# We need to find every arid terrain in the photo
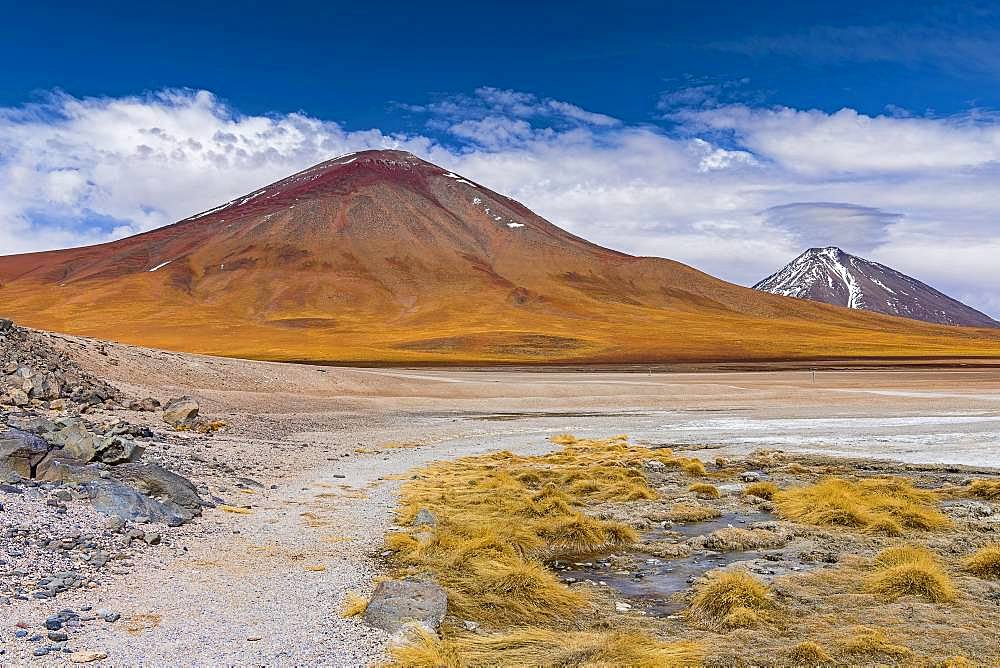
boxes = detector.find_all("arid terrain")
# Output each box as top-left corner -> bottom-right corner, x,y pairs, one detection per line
3,327 -> 1000,665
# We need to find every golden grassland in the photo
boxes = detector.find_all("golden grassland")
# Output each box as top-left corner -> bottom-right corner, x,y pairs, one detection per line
3,269 -> 1000,364
351,437 -> 1000,666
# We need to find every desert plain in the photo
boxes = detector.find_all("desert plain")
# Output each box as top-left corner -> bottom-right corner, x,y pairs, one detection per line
3,330 -> 1000,665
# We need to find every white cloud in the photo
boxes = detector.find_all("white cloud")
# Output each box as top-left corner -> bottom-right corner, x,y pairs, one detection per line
1,88 -> 999,318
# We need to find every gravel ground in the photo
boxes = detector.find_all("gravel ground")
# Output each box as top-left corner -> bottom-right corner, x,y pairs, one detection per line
3,332 -> 1000,665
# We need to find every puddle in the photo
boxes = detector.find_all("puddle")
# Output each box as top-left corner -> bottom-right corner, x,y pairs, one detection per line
551,510 -> 816,616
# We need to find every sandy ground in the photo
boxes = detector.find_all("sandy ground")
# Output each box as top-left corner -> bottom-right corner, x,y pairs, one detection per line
5,334 -> 1000,666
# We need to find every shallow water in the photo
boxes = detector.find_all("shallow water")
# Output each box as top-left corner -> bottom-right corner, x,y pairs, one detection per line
551,511 -> 782,616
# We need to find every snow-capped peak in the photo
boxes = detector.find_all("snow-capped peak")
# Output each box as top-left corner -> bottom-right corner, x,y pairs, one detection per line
754,246 -> 999,328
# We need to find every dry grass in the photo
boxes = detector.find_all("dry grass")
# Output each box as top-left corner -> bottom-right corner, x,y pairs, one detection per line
773,477 -> 950,534
787,641 -> 832,665
385,435 -> 679,627
689,570 -> 775,628
378,434 -> 706,663
340,592 -> 369,618
963,543 -> 1000,579
839,627 -> 913,660
388,627 -> 703,668
967,479 -> 1000,500
688,482 -> 721,499
865,544 -> 957,603
682,459 -> 707,476
703,527 -> 780,552
219,504 -> 252,515
744,481 -> 779,500
660,502 -> 721,523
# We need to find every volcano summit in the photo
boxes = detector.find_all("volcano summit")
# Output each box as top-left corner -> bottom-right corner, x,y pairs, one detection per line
1,150 -> 998,363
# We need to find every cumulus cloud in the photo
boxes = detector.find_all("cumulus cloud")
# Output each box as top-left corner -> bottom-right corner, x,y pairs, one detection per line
1,87 -> 999,318
0,89 -> 429,253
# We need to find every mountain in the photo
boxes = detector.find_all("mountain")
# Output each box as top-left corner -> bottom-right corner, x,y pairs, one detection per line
754,247 -> 999,329
1,150 -> 999,363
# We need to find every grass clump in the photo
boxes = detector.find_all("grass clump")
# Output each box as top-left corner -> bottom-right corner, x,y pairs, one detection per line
744,481 -> 778,500
967,479 -> 1000,500
865,544 -> 957,603
787,641 -> 832,665
840,627 -> 913,660
688,482 -> 721,499
681,459 -> 707,476
388,627 -> 702,668
963,543 -> 1000,579
663,502 -> 721,523
690,570 -> 775,628
340,592 -> 368,618
773,477 -> 950,534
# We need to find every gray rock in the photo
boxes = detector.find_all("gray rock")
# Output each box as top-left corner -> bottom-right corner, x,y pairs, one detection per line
412,508 -> 438,528
92,435 -> 143,465
110,462 -> 205,513
85,479 -> 188,527
741,471 -> 765,482
35,453 -> 102,485
163,396 -> 199,425
363,577 -> 448,634
0,427 -> 51,480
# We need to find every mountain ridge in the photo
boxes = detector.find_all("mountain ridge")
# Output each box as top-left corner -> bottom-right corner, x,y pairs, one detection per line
754,246 -> 998,329
1,150 -> 999,363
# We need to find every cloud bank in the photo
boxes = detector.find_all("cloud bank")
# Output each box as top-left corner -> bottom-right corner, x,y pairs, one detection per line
1,87 -> 998,317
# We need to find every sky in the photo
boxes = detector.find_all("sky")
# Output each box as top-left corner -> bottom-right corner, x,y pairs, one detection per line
1,1 -> 998,316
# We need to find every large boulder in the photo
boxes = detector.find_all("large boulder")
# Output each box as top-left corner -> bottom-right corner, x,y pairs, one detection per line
85,478 -> 189,526
110,462 -> 206,516
163,396 -> 199,426
0,427 -> 51,480
363,577 -> 448,634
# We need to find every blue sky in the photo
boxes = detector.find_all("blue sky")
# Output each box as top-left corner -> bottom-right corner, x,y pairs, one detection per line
1,1 -> 999,315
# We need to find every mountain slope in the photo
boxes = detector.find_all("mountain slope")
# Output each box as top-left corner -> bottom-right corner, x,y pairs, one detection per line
1,150 -> 999,363
754,247 -> 998,328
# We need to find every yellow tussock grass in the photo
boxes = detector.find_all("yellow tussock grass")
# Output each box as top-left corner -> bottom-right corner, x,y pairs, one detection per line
688,482 -> 721,499
967,479 -> 1000,500
690,570 -> 775,628
341,592 -> 368,618
865,544 -> 956,603
219,504 -> 251,514
787,641 -> 832,665
744,481 -> 778,500
773,477 -> 950,533
664,503 -> 722,523
388,626 -> 703,668
963,543 -> 1000,579
682,459 -> 707,476
840,627 -> 913,660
